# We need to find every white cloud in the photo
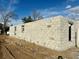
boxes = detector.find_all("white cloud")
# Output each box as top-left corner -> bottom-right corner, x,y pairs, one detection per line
68,6 -> 79,14
38,8 -> 61,18
40,6 -> 79,20
66,0 -> 76,2
66,5 -> 72,9
65,6 -> 79,19
11,19 -> 22,25
35,6 -> 79,20
13,0 -> 19,4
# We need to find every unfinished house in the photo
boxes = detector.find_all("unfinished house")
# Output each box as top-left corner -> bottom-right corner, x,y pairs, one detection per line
9,16 -> 79,51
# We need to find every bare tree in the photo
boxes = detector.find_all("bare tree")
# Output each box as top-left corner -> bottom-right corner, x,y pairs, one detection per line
32,10 -> 43,21
0,0 -> 18,34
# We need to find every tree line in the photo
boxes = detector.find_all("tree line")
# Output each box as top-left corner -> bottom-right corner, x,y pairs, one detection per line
22,10 -> 43,23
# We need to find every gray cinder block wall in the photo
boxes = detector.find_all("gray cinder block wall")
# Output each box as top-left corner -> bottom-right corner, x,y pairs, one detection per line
9,16 -> 78,51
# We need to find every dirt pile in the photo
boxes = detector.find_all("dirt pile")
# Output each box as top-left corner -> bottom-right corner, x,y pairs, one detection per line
0,35 -> 79,59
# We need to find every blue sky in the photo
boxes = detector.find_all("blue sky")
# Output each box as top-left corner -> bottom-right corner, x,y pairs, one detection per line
0,0 -> 79,18
0,0 -> 79,24
14,0 -> 79,18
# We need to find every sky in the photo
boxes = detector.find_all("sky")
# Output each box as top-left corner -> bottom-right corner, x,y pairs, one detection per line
15,0 -> 79,18
0,0 -> 79,24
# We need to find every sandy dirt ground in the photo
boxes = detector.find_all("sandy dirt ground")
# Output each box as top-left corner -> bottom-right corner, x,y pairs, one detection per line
0,35 -> 79,59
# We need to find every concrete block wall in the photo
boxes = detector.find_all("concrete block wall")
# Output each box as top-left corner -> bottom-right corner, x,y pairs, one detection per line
9,16 -> 76,51
75,21 -> 79,47
60,19 -> 75,50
